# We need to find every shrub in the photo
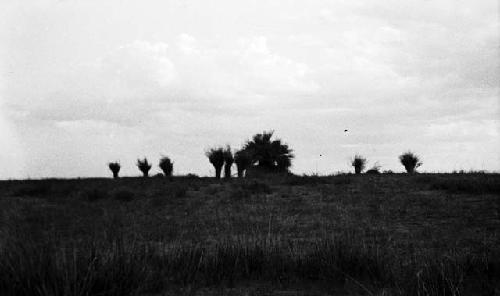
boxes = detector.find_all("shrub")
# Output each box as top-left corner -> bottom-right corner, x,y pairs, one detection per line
242,130 -> 294,173
206,147 -> 225,179
108,162 -> 121,179
365,162 -> 381,174
137,158 -> 152,177
223,146 -> 234,179
351,154 -> 367,174
399,151 -> 422,173
158,156 -> 173,177
234,149 -> 252,178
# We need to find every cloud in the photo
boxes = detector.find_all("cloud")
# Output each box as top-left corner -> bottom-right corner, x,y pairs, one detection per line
6,34 -> 320,128
0,0 -> 498,178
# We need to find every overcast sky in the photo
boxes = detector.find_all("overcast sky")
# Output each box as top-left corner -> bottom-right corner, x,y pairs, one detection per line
0,0 -> 499,179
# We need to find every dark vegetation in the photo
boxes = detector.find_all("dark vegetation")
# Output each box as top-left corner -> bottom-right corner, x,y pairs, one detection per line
242,131 -> 294,173
223,146 -> 234,179
1,173 -> 499,295
234,149 -> 252,178
351,155 -> 367,174
3,130 -> 497,295
159,156 -> 174,177
204,131 -> 293,180
365,162 -> 382,175
399,151 -> 422,173
206,147 -> 225,179
137,158 -> 152,177
108,162 -> 121,179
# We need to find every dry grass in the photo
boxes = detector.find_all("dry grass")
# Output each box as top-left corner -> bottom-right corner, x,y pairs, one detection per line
0,174 -> 499,295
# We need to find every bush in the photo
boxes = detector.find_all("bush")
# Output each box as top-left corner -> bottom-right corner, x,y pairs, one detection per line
159,156 -> 174,177
365,162 -> 381,174
108,162 -> 121,179
206,147 -> 225,179
223,146 -> 234,179
137,158 -> 152,177
399,151 -> 422,173
351,154 -> 367,174
242,130 -> 294,172
234,149 -> 252,178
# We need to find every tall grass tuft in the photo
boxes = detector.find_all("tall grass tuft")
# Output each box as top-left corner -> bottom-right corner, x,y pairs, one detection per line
108,162 -> 121,179
206,147 -> 225,179
351,154 -> 367,174
399,151 -> 422,173
158,156 -> 174,177
137,158 -> 152,177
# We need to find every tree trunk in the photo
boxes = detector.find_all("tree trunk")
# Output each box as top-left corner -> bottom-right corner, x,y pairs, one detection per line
112,171 -> 119,179
354,167 -> 361,174
237,167 -> 244,178
215,167 -> 222,179
224,164 -> 232,179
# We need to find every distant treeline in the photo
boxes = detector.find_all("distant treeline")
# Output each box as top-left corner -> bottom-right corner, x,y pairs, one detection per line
108,130 -> 423,178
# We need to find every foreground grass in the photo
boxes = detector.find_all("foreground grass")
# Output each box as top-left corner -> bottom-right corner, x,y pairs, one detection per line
0,174 -> 499,295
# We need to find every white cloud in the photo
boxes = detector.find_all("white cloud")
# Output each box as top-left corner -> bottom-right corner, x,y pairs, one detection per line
0,0 -> 498,178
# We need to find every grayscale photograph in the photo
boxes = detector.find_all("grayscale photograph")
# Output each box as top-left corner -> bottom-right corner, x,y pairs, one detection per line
0,0 -> 499,295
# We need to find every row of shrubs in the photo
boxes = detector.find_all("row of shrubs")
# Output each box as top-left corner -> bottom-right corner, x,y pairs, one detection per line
351,151 -> 422,174
108,156 -> 173,179
108,131 -> 293,179
107,131 -> 423,179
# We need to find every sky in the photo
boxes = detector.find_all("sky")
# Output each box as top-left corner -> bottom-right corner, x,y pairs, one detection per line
0,0 -> 499,179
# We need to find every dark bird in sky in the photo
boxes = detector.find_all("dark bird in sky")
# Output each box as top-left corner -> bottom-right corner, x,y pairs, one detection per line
344,129 -> 348,132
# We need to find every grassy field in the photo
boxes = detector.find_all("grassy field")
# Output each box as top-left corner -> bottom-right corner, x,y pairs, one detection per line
0,173 -> 499,295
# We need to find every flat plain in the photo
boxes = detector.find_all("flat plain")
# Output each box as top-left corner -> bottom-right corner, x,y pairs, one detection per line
0,173 -> 499,295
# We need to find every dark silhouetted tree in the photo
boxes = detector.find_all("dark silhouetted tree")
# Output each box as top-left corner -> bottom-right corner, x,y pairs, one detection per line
243,130 -> 294,172
137,158 -> 152,177
351,155 -> 367,174
223,146 -> 234,179
234,149 -> 252,177
159,156 -> 173,177
399,151 -> 422,173
108,162 -> 121,179
206,147 -> 225,179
